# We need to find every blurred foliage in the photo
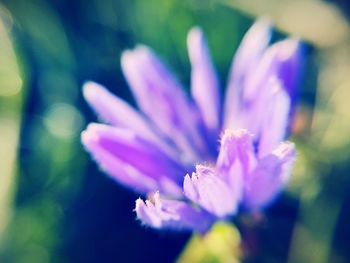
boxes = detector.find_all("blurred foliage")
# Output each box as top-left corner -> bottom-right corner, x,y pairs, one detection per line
0,0 -> 349,263
223,0 -> 350,47
177,223 -> 241,263
0,4 -> 24,238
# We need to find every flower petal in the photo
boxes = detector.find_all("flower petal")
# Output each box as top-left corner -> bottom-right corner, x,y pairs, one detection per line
235,39 -> 300,139
264,38 -> 302,100
188,27 -> 221,137
135,192 -> 214,233
121,46 -> 208,163
83,81 -> 178,158
224,18 -> 272,129
216,129 -> 257,186
258,80 -> 291,157
224,21 -> 299,139
83,81 -> 152,134
243,38 -> 301,103
81,123 -> 185,196
244,142 -> 296,210
183,165 -> 238,218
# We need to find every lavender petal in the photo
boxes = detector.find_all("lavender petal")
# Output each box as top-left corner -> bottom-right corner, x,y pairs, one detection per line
187,27 -> 221,136
135,192 -> 214,233
240,39 -> 300,137
264,38 -> 302,99
216,129 -> 257,187
258,80 -> 291,157
183,165 -> 238,218
224,18 -> 272,129
81,123 -> 185,196
243,142 -> 296,210
83,81 -> 178,158
83,81 -> 152,134
121,46 -> 208,163
243,38 -> 301,107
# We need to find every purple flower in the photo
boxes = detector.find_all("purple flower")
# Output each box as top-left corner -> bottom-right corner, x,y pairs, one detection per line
82,19 -> 300,232
136,129 -> 295,232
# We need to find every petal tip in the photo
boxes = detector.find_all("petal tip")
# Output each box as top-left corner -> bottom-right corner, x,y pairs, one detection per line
221,128 -> 253,142
131,45 -> 153,61
187,26 -> 203,43
81,123 -> 110,148
120,49 -> 134,67
82,81 -> 103,103
276,38 -> 301,61
81,124 -> 100,147
135,198 -> 146,211
274,141 -> 296,158
255,16 -> 273,29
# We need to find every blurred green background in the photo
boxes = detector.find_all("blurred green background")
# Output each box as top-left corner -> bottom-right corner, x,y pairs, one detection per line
0,0 -> 350,262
